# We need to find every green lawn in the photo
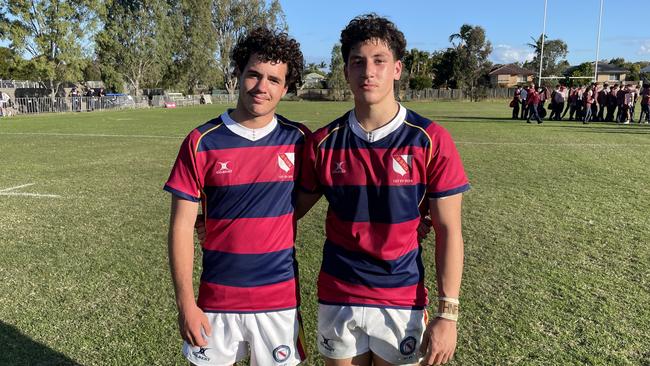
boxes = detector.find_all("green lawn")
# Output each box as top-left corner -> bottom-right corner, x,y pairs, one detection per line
0,101 -> 648,365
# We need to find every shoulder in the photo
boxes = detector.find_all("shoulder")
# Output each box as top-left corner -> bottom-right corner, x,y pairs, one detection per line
185,117 -> 224,147
276,114 -> 312,137
403,108 -> 454,144
310,111 -> 350,145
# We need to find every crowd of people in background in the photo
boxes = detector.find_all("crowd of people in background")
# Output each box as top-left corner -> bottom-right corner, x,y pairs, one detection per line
511,82 -> 650,125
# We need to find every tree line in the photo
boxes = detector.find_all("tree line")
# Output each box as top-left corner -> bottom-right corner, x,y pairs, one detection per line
0,0 -> 285,97
1,2 -> 648,98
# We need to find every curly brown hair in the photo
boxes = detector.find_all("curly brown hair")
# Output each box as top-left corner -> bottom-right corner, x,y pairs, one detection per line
231,27 -> 304,91
340,14 -> 406,65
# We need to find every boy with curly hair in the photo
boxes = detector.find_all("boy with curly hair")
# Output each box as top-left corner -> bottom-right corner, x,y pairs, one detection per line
298,14 -> 469,366
164,27 -> 309,366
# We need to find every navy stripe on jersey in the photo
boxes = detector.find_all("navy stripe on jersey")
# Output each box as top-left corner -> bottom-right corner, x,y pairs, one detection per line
197,114 -> 305,152
429,183 -> 471,198
323,184 -> 426,223
201,248 -> 297,287
204,181 -> 294,219
321,240 -> 424,288
164,185 -> 200,202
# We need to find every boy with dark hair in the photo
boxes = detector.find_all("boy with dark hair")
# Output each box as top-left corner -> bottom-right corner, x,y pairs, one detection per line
165,27 -> 309,366
298,14 -> 469,366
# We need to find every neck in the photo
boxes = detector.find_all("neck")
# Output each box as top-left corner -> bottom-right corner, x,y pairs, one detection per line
229,107 -> 275,129
354,99 -> 399,131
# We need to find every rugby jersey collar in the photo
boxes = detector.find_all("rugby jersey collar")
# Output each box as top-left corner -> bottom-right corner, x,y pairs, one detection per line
221,110 -> 278,141
348,104 -> 407,143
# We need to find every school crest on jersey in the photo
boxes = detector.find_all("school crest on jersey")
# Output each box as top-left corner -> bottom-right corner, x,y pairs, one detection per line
278,153 -> 295,172
392,154 -> 412,176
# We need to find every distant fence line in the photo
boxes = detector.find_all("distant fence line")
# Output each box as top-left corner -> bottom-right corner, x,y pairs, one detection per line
298,88 -> 516,101
2,88 -> 517,116
1,94 -> 238,116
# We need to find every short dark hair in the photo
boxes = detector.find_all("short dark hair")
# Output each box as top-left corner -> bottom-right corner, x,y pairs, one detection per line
340,13 -> 406,65
231,27 -> 304,91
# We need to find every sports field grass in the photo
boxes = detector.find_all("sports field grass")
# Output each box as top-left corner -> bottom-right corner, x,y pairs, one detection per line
0,101 -> 648,365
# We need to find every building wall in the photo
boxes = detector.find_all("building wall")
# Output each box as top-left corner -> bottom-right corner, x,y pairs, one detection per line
596,73 -> 627,84
491,74 -> 533,88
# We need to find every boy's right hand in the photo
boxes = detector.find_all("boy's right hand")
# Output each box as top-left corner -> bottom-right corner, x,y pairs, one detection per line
195,214 -> 206,244
178,304 -> 212,347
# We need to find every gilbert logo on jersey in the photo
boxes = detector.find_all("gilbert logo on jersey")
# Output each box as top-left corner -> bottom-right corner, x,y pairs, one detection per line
216,161 -> 232,174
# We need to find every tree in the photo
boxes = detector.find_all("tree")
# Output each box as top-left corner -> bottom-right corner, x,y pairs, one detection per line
211,0 -> 287,95
524,34 -> 569,79
176,0 -> 219,94
403,48 -> 434,90
327,43 -> 347,101
0,0 -> 100,97
96,0 -> 176,95
448,24 -> 492,100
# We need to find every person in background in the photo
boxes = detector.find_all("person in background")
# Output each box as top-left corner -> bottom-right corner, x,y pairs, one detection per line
512,85 -> 522,119
520,84 -> 528,119
639,84 -> 650,124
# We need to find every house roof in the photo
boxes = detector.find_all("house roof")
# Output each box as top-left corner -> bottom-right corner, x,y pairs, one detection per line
489,64 -> 535,76
303,72 -> 325,81
564,62 -> 628,76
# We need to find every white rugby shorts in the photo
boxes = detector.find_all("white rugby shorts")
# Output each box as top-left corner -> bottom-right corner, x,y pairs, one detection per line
317,304 -> 426,365
183,308 -> 306,366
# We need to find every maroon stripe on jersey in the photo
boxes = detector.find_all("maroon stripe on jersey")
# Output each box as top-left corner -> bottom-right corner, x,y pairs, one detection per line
317,272 -> 428,308
317,146 -> 427,187
326,215 -> 419,260
198,278 -> 299,312
204,213 -> 295,254
196,145 -> 301,187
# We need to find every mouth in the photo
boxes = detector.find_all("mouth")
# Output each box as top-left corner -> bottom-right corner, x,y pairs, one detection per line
250,94 -> 269,103
361,83 -> 377,91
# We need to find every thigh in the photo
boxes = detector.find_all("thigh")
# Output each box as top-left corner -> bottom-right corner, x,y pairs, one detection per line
366,307 -> 426,365
183,313 -> 247,366
318,304 -> 369,360
245,308 -> 306,366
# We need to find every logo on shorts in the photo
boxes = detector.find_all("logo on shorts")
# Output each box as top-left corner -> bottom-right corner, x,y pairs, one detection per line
192,347 -> 210,362
320,335 -> 335,352
272,345 -> 291,362
399,336 -> 417,356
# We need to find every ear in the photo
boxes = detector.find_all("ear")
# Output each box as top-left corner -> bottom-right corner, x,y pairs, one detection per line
344,64 -> 349,82
394,60 -> 403,81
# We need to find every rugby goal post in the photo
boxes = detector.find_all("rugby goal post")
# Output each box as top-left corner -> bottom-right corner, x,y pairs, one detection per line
537,0 -> 605,84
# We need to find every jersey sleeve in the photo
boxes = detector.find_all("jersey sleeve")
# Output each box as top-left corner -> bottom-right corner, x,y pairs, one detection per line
425,124 -> 470,199
298,130 -> 322,194
163,131 -> 202,202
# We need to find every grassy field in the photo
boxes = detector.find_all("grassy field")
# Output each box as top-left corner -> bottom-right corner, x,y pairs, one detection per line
0,101 -> 648,365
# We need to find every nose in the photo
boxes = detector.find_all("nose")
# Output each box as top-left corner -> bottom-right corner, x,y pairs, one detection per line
254,77 -> 269,93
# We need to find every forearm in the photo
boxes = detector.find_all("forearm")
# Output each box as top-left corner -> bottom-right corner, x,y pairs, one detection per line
434,228 -> 464,298
169,225 -> 197,310
168,197 -> 199,311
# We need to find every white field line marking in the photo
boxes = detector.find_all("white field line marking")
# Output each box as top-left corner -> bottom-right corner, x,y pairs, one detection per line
456,141 -> 650,147
0,183 -> 35,192
0,132 -> 182,139
0,192 -> 61,198
0,183 -> 61,198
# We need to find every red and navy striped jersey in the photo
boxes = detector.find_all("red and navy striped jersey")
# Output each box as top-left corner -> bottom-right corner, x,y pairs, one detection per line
164,111 -> 310,313
300,105 -> 470,309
